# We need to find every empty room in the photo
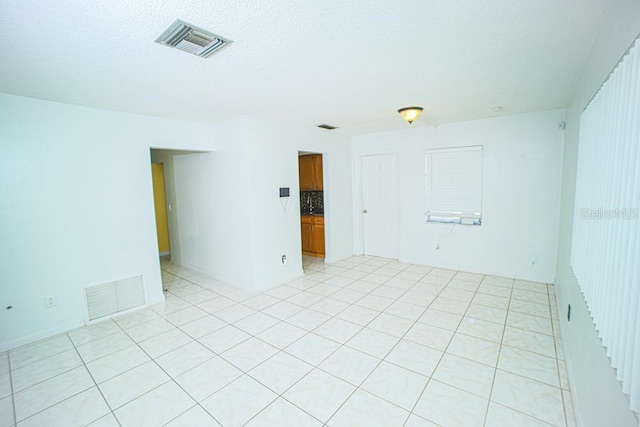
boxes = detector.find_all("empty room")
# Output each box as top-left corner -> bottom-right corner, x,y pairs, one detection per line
1,0 -> 639,426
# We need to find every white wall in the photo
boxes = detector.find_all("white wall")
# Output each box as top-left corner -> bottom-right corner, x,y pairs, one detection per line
555,0 -> 640,425
173,152 -> 218,275
352,110 -> 564,283
0,94 -> 216,351
207,117 -> 254,287
244,116 -> 354,289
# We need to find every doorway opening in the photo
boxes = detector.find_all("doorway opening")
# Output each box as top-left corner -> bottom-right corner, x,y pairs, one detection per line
298,151 -> 326,273
149,148 -> 211,269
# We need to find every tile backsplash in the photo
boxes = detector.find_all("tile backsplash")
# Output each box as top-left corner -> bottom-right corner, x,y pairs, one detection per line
300,191 -> 324,214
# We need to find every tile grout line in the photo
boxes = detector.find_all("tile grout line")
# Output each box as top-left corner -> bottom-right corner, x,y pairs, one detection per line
7,352 -> 17,427
66,329 -> 123,427
263,258 -> 400,424
307,258 -> 413,425
483,280 -> 570,427
8,335 -> 110,426
10,329 -> 121,426
482,277 -> 514,427
110,297 -> 225,427
154,266 -> 220,425
398,271 -> 461,427
120,269 -> 248,424
157,259 -> 375,425
76,279 -> 194,415
318,264 -> 513,425
404,272 -> 489,427
549,283 -> 571,427
192,257 -> 390,426
240,257 -> 417,425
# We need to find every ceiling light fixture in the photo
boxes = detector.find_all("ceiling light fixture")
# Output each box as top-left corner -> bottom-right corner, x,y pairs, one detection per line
398,106 -> 424,124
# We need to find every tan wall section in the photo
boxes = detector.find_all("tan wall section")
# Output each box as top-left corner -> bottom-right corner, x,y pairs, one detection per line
151,163 -> 171,254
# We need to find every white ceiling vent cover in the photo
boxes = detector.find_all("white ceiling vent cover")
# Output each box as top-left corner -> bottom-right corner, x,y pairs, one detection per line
155,19 -> 232,58
84,275 -> 145,321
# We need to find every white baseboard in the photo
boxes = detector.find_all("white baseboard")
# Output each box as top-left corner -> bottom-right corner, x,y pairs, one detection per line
0,319 -> 85,353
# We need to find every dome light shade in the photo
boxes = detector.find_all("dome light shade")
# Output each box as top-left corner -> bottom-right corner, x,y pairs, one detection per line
398,106 -> 424,124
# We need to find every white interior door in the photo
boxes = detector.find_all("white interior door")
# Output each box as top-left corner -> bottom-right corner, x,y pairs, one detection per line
361,154 -> 399,258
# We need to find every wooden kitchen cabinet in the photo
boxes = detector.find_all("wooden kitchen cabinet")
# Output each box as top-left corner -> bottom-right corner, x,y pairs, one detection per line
299,154 -> 323,190
299,155 -> 315,190
300,215 -> 314,254
310,217 -> 325,255
301,215 -> 325,258
312,155 -> 323,190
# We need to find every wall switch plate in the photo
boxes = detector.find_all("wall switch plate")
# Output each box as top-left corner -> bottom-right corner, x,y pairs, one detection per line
45,296 -> 56,308
282,255 -> 288,265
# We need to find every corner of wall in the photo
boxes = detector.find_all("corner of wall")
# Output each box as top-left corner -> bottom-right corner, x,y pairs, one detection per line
553,1 -> 640,424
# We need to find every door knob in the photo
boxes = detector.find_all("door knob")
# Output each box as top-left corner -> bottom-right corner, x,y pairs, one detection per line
362,209 -> 368,213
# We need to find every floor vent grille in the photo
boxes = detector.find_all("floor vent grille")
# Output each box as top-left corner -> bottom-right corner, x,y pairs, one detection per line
84,275 -> 145,321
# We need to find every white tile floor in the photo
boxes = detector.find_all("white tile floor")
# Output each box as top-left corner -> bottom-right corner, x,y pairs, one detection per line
0,256 -> 576,426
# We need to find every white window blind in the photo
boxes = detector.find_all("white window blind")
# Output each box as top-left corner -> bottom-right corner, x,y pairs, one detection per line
571,38 -> 640,415
425,146 -> 483,225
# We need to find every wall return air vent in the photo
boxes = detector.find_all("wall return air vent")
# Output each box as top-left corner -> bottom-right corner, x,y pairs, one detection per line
84,275 -> 145,321
155,19 -> 232,58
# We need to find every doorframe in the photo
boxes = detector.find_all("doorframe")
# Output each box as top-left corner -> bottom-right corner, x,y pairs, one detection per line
353,151 -> 401,257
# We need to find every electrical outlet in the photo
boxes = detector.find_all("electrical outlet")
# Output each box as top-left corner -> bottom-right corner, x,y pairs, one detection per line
567,304 -> 571,321
530,255 -> 538,265
45,296 -> 56,308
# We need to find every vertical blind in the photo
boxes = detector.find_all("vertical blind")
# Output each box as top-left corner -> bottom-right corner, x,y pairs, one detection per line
571,38 -> 640,415
425,146 -> 483,224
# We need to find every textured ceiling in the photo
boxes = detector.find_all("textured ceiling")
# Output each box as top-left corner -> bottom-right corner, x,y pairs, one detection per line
0,0 -> 612,135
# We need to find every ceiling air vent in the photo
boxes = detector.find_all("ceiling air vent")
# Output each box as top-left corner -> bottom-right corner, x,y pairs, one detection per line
156,19 -> 232,58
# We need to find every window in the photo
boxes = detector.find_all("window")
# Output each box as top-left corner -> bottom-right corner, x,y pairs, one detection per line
425,146 -> 483,225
